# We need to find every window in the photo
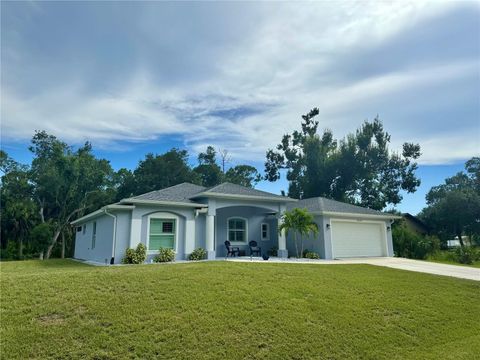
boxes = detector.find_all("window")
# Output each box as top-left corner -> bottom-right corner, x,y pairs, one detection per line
82,224 -> 86,235
91,222 -> 96,249
228,218 -> 247,243
261,223 -> 269,241
149,218 -> 175,251
77,227 -> 82,232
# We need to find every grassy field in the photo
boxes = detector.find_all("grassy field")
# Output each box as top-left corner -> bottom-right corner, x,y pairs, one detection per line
426,250 -> 480,268
1,260 -> 479,359
426,258 -> 480,268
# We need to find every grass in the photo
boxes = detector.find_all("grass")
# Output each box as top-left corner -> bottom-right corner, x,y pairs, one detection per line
1,260 -> 479,359
426,250 -> 480,268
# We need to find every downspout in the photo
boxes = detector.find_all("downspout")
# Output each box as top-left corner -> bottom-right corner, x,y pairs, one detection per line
104,209 -> 117,265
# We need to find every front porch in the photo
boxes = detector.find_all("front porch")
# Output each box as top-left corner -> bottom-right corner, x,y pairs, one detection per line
202,202 -> 288,260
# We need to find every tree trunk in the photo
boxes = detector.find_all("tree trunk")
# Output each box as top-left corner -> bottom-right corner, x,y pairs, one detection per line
300,236 -> 304,259
45,228 -> 62,260
61,231 -> 65,259
39,205 -> 45,223
44,206 -> 85,260
18,237 -> 23,259
39,251 -> 44,260
457,232 -> 465,248
294,232 -> 299,258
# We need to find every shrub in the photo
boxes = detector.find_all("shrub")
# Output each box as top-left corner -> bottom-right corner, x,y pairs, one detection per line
304,251 -> 320,259
122,243 -> 147,264
1,241 -> 19,260
454,246 -> 479,265
392,225 -> 439,260
154,248 -> 175,263
188,248 -> 206,261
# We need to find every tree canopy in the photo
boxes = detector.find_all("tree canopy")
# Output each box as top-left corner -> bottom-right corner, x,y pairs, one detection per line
192,146 -> 262,188
265,108 -> 421,209
420,157 -> 480,247
1,133 -> 263,260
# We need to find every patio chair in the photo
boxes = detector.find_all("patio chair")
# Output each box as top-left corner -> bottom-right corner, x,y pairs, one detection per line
224,241 -> 240,258
249,241 -> 261,258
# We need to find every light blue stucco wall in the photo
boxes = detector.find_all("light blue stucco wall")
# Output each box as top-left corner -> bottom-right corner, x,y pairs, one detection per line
74,197 -> 290,263
129,205 -> 195,262
286,215 -> 326,258
113,211 -> 132,264
74,214 -> 114,264
195,214 -> 206,250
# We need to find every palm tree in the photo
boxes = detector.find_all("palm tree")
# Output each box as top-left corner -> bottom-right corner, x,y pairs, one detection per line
279,208 -> 318,258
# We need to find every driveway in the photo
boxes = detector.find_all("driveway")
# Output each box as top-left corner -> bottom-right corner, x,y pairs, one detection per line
225,256 -> 480,281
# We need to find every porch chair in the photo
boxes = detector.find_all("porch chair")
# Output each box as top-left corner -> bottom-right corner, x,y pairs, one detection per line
224,241 -> 240,258
249,240 -> 261,259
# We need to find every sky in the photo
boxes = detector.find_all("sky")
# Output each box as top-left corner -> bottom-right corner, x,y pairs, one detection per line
1,1 -> 479,215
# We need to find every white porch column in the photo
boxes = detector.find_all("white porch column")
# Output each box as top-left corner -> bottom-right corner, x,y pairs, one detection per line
277,215 -> 288,258
206,214 -> 215,260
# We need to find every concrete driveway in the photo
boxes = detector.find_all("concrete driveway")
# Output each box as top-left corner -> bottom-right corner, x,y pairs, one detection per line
225,256 -> 480,281
338,257 -> 480,281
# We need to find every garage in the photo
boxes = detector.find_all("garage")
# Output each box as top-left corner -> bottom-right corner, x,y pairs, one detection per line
331,220 -> 387,258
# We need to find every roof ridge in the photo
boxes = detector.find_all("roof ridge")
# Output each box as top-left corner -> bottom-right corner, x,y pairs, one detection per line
296,196 -> 387,215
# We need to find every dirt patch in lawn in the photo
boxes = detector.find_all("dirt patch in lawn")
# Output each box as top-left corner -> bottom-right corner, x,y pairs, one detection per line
37,313 -> 65,325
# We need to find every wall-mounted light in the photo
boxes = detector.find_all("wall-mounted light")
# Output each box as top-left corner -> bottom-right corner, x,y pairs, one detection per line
326,223 -> 330,230
387,226 -> 391,231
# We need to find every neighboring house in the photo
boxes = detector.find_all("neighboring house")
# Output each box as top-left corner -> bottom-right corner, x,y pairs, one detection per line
71,182 -> 400,264
447,236 -> 471,248
402,213 -> 430,236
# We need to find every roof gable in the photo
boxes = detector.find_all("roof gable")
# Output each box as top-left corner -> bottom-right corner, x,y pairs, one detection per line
190,182 -> 295,202
124,183 -> 206,204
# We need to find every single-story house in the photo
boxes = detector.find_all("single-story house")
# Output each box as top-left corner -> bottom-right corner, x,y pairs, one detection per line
71,182 -> 400,264
402,213 -> 430,236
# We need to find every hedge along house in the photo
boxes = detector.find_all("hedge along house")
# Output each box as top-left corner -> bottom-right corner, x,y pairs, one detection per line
71,182 -> 400,264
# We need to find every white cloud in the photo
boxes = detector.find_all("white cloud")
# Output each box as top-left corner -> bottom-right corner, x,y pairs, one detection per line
1,1 -> 478,166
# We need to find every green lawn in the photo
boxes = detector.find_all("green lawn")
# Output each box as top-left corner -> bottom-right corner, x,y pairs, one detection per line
426,250 -> 480,268
1,260 -> 479,359
425,258 -> 480,268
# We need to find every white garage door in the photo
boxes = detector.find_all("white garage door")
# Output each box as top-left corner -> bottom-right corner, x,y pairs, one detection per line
331,221 -> 386,258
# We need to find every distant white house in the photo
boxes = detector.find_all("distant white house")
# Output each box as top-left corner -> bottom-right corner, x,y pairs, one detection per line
447,236 -> 471,248
71,182 -> 399,264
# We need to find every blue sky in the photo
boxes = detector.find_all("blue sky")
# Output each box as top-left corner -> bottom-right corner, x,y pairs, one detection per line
1,1 -> 479,215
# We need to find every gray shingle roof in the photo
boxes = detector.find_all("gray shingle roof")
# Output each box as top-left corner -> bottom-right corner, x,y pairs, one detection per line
191,182 -> 293,201
127,183 -> 206,204
288,197 -> 388,216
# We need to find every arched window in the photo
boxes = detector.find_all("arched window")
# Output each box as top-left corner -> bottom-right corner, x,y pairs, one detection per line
228,217 -> 247,244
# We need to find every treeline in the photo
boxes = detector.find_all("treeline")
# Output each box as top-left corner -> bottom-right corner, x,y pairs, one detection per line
392,157 -> 480,263
420,157 -> 480,246
2,109 -> 477,262
0,131 -> 261,260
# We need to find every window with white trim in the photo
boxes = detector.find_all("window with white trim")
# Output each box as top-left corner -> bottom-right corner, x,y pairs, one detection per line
228,218 -> 247,243
149,218 -> 176,250
261,223 -> 269,241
